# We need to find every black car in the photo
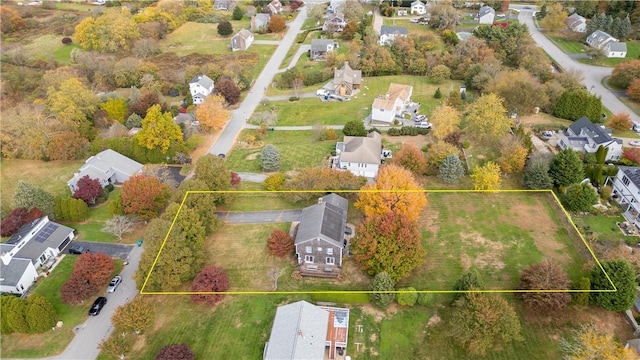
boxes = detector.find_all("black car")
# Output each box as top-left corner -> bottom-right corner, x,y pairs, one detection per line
89,297 -> 107,316
344,227 -> 353,235
68,245 -> 88,255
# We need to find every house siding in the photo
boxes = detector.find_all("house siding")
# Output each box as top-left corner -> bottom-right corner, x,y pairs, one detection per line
612,168 -> 640,227
295,238 -> 342,267
0,263 -> 38,295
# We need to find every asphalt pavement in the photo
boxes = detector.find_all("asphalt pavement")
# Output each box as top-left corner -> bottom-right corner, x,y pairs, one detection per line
69,241 -> 134,260
216,210 -> 303,224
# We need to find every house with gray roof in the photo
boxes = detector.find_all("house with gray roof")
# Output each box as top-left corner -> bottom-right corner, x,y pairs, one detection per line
378,26 -> 408,46
310,39 -> 338,61
566,13 -> 587,33
189,74 -> 215,105
294,194 -> 348,278
586,30 -> 627,58
0,216 -> 75,295
67,149 -> 143,192
263,300 -> 350,360
322,13 -> 347,33
557,116 -> 623,162
231,29 -> 254,51
610,167 -> 640,228
214,0 -> 235,11
335,131 -> 382,178
477,5 -> 495,24
251,13 -> 271,32
332,61 -> 361,97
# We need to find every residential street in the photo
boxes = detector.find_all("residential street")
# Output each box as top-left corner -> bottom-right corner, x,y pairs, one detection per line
6,246 -> 143,360
512,6 -> 640,125
208,9 -> 309,156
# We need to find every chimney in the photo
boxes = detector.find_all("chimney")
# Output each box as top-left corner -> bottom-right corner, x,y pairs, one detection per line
385,93 -> 390,100
318,197 -> 323,204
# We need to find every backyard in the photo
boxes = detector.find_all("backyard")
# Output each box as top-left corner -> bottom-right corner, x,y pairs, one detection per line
261,76 -> 458,126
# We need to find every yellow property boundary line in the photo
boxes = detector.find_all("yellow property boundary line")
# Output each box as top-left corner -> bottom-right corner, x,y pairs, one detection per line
140,189 -> 617,295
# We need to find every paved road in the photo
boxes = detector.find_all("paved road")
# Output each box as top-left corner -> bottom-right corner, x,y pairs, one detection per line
208,10 -> 309,156
216,210 -> 302,223
512,5 -> 640,125
70,241 -> 134,260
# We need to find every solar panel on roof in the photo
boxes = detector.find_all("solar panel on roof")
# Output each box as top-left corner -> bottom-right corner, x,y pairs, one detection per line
34,223 -> 58,243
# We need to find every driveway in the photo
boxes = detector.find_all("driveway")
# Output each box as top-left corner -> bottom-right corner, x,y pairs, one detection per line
216,210 -> 303,224
208,10 -> 309,156
69,241 -> 134,260
512,6 -> 640,125
277,44 -> 310,73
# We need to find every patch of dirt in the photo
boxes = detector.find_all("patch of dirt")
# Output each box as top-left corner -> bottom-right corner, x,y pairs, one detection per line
190,134 -> 217,162
381,134 -> 433,150
370,333 -> 377,343
235,318 -> 243,328
505,201 -> 569,263
132,335 -> 147,352
460,232 -> 506,270
360,303 -> 387,322
426,314 -> 442,327
245,152 -> 260,160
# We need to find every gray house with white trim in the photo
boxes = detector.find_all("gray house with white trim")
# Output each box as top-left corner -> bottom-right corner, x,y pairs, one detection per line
294,194 -> 348,278
189,74 -> 215,105
67,149 -> 143,192
0,216 -> 75,295
557,116 -> 623,162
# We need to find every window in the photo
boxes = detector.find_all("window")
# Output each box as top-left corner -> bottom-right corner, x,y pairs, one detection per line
305,246 -> 312,254
304,255 -> 314,263
327,248 -> 333,255
326,257 -> 335,265
317,247 -> 323,252
623,175 -> 630,186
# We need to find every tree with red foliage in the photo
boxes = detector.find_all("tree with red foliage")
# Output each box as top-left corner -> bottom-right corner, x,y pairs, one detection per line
623,148 -> 640,165
121,175 -> 170,219
266,229 -> 294,257
351,212 -> 426,281
72,175 -> 104,205
214,77 -> 241,105
0,208 -> 44,237
230,171 -> 241,188
61,253 -> 115,304
155,343 -> 195,360
190,265 -> 230,306
128,91 -> 161,118
268,15 -> 286,33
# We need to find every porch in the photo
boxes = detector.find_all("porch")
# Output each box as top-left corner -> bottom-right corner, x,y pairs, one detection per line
298,263 -> 341,278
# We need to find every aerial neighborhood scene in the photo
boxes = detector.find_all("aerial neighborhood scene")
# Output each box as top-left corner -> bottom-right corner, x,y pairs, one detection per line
5,0 -> 640,359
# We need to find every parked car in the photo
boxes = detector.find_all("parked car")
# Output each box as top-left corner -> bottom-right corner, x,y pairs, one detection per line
629,141 -> 640,147
88,297 -> 107,316
409,18 -> 419,23
415,114 -> 427,122
344,227 -> 353,235
416,122 -> 432,129
68,245 -> 88,255
541,130 -> 554,139
316,89 -> 329,96
107,276 -> 122,293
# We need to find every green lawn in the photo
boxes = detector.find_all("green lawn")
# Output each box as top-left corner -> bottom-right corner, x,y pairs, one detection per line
68,189 -> 119,243
225,130 -> 339,172
1,256 -> 123,358
550,35 -> 587,54
19,34 -> 78,65
266,75 -> 454,126
217,192 -> 311,212
579,40 -> 640,67
571,212 -> 631,246
399,192 -> 588,291
0,159 -> 82,212
159,21 -> 253,55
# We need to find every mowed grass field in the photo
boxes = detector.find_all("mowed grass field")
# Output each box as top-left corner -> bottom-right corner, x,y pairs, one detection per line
225,130 -> 340,172
265,75 -> 456,126
159,21 -> 260,55
401,192 -> 588,290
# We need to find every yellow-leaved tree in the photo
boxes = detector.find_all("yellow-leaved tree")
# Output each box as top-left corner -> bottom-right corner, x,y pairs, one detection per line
195,95 -> 230,133
560,323 -> 637,360
498,139 -> 529,174
135,105 -> 183,153
471,161 -> 501,191
74,8 -> 140,53
46,78 -> 99,126
465,93 -> 511,144
355,164 -> 427,222
430,104 -> 461,141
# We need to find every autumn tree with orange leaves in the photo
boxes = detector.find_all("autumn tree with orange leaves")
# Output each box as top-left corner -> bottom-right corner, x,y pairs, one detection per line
196,95 -> 230,133
355,164 -> 427,222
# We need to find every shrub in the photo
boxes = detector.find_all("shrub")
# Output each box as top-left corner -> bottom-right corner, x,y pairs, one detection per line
61,37 -> 72,44
397,287 -> 418,306
343,120 -> 368,137
452,271 -> 483,301
264,173 -> 286,191
155,344 -> 195,360
25,294 -> 57,333
217,21 -> 233,36
434,87 -> 442,99
591,260 -> 636,311
266,229 -> 294,257
608,112 -> 633,131
562,183 -> 598,212
232,5 -> 243,20
417,292 -> 434,306
190,265 -> 230,306
369,272 -> 395,309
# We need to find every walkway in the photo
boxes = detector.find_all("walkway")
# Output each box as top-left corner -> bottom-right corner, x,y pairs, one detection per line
511,5 -> 640,125
208,10 -> 309,156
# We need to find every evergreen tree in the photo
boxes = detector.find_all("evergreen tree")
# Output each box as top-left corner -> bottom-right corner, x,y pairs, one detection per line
13,181 -> 55,218
620,15 -> 632,39
434,87 -> 442,99
232,5 -> 243,20
438,154 -> 465,183
549,149 -> 585,187
523,154 -> 553,189
261,144 -> 281,172
369,272 -> 396,309
342,120 -> 368,137
25,294 -> 57,333
591,260 -> 636,311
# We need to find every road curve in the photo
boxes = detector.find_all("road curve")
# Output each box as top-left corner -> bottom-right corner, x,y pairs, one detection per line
512,6 -> 640,125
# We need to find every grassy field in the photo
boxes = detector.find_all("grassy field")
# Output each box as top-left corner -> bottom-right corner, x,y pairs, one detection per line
0,159 -> 83,212
265,75 -> 454,126
399,192 -> 588,291
225,130 -> 339,172
69,189 -> 119,243
550,35 -> 586,54
572,212 -> 631,246
217,192 -> 312,212
159,21 -> 254,55
1,256 -> 123,358
20,34 -> 79,64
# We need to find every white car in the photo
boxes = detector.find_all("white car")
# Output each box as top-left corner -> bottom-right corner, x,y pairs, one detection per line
629,141 -> 640,147
416,122 -> 432,129
410,19 -> 419,23
415,114 -> 427,122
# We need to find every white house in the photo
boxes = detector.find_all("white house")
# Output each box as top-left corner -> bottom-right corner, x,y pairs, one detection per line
335,131 -> 383,178
611,167 -> 640,228
322,13 -> 347,33
411,0 -> 427,15
67,149 -> 143,192
477,5 -> 495,24
370,83 -> 413,125
265,0 -> 283,14
327,0 -> 344,14
0,217 -> 75,295
586,30 -> 628,58
189,74 -> 215,105
566,13 -> 587,33
557,116 -> 623,162
378,25 -> 408,46
231,29 -> 254,51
